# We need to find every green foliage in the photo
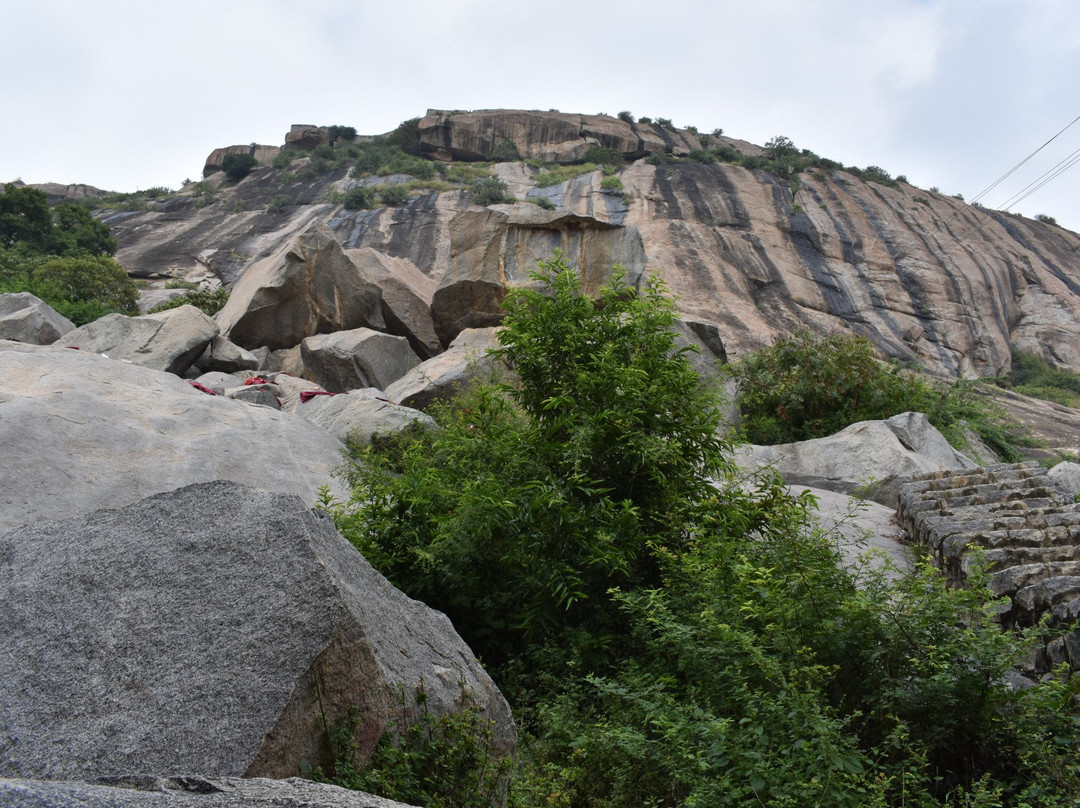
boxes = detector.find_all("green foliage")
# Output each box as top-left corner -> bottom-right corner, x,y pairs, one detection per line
728,331 -> 1031,459
617,110 -> 634,123
350,141 -> 435,180
342,185 -> 375,210
764,134 -> 798,159
1036,213 -> 1059,226
582,146 -> 624,167
319,684 -> 511,808
530,196 -> 556,210
50,203 -> 118,256
147,287 -> 230,316
0,185 -> 114,256
378,184 -> 410,207
468,176 -> 514,205
221,152 -> 259,182
655,117 -> 674,130
599,175 -> 623,192
645,150 -> 675,166
0,254 -> 139,325
266,194 -> 292,213
327,124 -> 358,145
386,117 -> 423,156
489,137 -> 522,162
685,148 -> 716,165
994,350 -> 1080,409
532,163 -> 599,188
332,261 -> 1079,806
272,150 -> 298,169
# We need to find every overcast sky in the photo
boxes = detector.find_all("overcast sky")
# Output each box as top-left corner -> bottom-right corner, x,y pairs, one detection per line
5,0 -> 1080,231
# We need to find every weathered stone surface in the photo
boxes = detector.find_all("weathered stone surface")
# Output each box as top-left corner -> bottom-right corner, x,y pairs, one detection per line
137,288 -> 189,314
55,305 -> 219,375
735,412 -> 976,507
224,383 -> 281,409
0,481 -> 515,780
384,327 -> 501,411
301,328 -> 420,393
216,221 -> 385,351
431,204 -> 647,345
202,144 -> 279,177
101,111 -> 1080,379
345,248 -> 441,358
789,484 -> 911,578
0,776 -> 417,808
1048,461 -> 1080,500
0,344 -> 346,536
197,335 -> 259,373
291,390 -> 435,444
417,109 -> 699,162
192,371 -> 243,395
284,124 -> 329,151
0,293 -> 74,344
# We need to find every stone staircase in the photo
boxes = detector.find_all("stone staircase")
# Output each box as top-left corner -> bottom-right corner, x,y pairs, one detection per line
897,462 -> 1080,670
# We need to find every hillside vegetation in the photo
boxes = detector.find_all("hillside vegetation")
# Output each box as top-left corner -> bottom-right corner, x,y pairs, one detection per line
327,256 -> 1080,807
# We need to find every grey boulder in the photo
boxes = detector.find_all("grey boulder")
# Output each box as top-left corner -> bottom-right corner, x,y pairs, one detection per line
197,335 -> 259,373
291,390 -> 435,445
0,292 -> 74,344
0,344 -> 346,536
384,327 -> 502,410
54,304 -> 219,375
735,411 -> 976,507
0,776 -> 418,808
0,481 -> 515,781
301,328 -> 420,393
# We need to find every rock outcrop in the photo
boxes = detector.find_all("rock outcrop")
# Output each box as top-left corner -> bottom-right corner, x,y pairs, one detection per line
736,412 -> 977,507
0,776 -> 419,808
0,481 -> 514,780
431,204 -> 647,345
216,221 -> 385,351
202,144 -> 279,178
300,328 -> 420,393
0,293 -> 73,344
0,343 -> 347,535
56,305 -> 219,375
104,111 -> 1080,380
384,327 -> 502,411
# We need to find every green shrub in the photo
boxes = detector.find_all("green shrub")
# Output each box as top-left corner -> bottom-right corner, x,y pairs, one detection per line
728,331 -> 1031,459
148,287 -> 230,317
342,185 -> 374,210
221,152 -> 259,182
655,117 -> 674,129
266,194 -> 292,213
1036,213 -> 1059,226
531,196 -> 556,210
489,137 -> 522,162
645,151 -> 674,166
994,350 -> 1080,408
0,254 -> 139,325
582,146 -> 624,167
386,118 -> 423,156
599,175 -> 623,191
617,110 -> 634,123
467,176 -> 514,205
272,151 -> 298,169
377,184 -> 410,207
685,149 -> 716,165
328,124 -> 357,144
764,135 -> 798,159
533,162 -> 598,188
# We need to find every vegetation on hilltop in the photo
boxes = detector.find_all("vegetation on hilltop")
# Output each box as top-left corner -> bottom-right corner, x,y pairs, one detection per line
326,254 -> 1080,807
0,183 -> 137,324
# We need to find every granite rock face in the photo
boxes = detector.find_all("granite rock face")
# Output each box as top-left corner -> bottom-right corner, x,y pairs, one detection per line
55,305 -> 219,375
0,293 -> 74,344
216,221 -> 385,351
0,481 -> 515,781
0,343 -> 347,536
0,776 -> 419,808
301,328 -> 420,393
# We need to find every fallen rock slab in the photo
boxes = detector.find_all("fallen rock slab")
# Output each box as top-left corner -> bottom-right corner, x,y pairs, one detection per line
197,335 -> 259,373
0,776 -> 418,808
0,344 -> 347,535
293,390 -> 435,444
0,481 -> 515,781
54,304 -> 219,375
384,327 -> 502,410
301,328 -> 420,393
735,412 -> 976,507
0,292 -> 74,344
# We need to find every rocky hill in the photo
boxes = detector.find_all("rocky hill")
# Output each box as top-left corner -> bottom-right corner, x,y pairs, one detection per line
76,109 -> 1080,382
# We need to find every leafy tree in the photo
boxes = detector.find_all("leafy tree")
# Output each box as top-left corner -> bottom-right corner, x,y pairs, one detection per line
328,124 -> 358,145
148,287 -> 230,317
221,152 -> 259,182
342,185 -> 374,210
467,176 -> 513,206
0,183 -> 54,252
764,134 -> 798,159
1,255 -> 140,325
386,117 -> 423,156
50,203 -> 117,255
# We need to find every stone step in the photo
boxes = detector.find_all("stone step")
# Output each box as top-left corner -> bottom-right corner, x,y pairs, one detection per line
989,561 -> 1080,598
1014,575 -> 1080,622
964,545 -> 1080,574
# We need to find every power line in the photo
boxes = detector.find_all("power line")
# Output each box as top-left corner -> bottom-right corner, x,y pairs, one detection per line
969,112 -> 1080,207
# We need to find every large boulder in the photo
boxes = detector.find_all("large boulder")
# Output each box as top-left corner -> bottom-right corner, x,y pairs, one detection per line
345,248 -> 442,359
385,327 -> 502,410
290,390 -> 435,445
0,343 -> 347,536
55,305 -> 219,375
431,205 -> 647,345
301,328 -> 420,393
0,292 -> 74,344
0,776 -> 418,808
216,221 -> 385,351
0,481 -> 515,780
196,335 -> 259,373
734,412 -> 977,507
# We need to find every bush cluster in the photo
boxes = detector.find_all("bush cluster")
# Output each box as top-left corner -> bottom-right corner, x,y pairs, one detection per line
329,256 -> 1080,807
0,184 -> 135,325
147,287 -> 229,317
728,330 -> 1031,460
221,152 -> 259,182
467,176 -> 514,206
994,349 -> 1080,409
